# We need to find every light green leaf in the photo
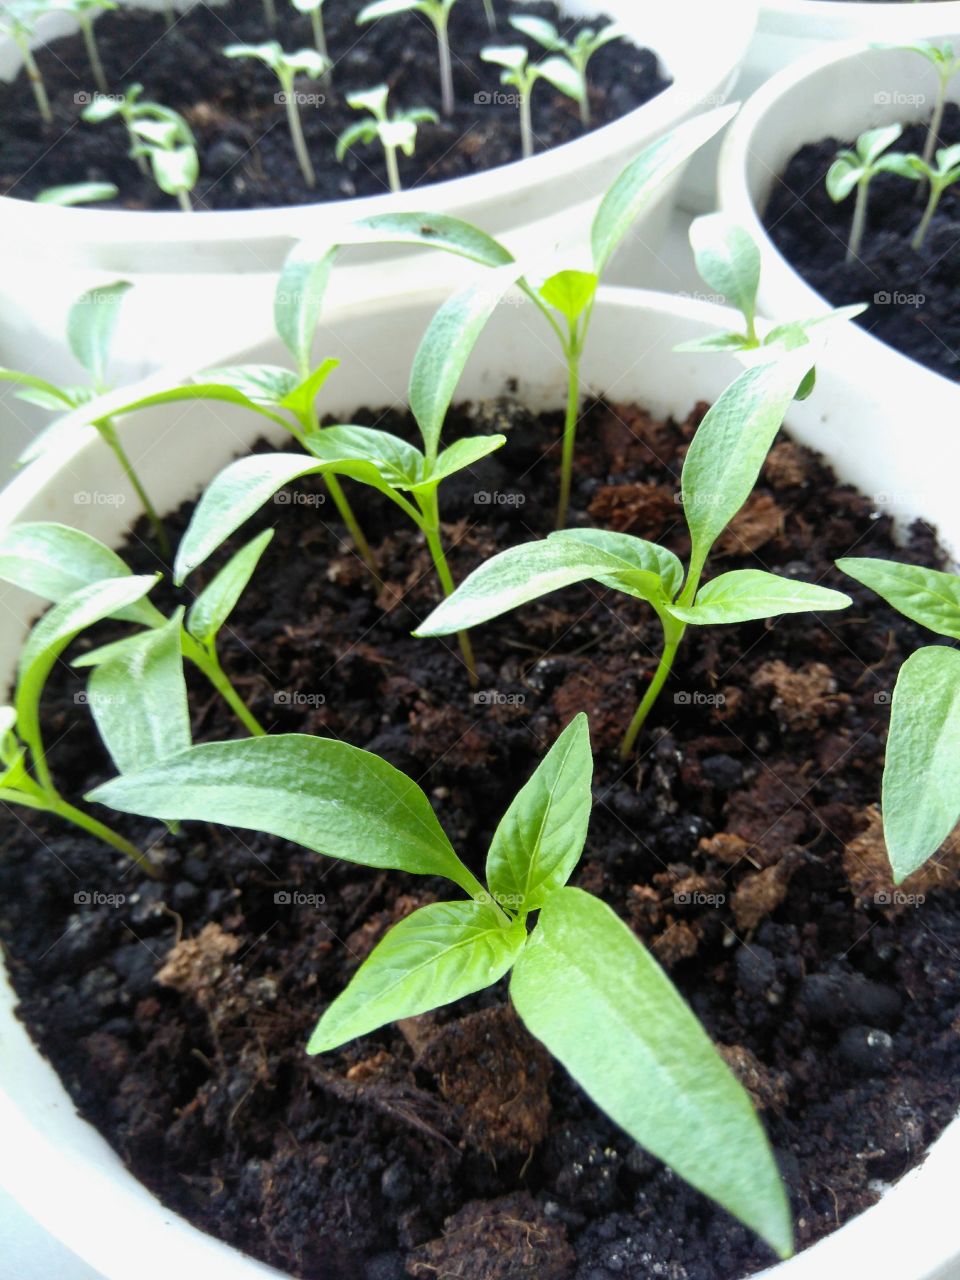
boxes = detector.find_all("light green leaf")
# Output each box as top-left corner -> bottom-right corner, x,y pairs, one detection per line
825,155 -> 859,202
186,529 -> 274,645
36,182 -> 118,206
357,0 -> 424,22
667,569 -> 850,625
307,900 -> 525,1053
417,434 -> 506,490
538,270 -> 598,324
838,558 -> 960,641
689,215 -> 760,330
278,358 -> 340,423
151,144 -> 198,197
88,734 -> 482,895
486,714 -> 592,912
510,888 -> 793,1259
550,528 -> 683,602
0,368 -> 74,408
858,123 -> 902,165
536,55 -> 584,103
674,332 -> 753,354
201,363 -> 300,407
305,424 -> 424,488
883,646 -> 960,883
336,119 -> 378,160
66,281 -> 132,389
350,212 -> 514,268
107,383 -> 291,433
508,15 -> 561,48
275,245 -> 336,375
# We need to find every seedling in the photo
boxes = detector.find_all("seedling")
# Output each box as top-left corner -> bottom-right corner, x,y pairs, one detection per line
826,124 -> 904,263
0,2 -> 53,122
418,355 -> 852,756
0,281 -> 169,554
480,43 -> 581,159
837,557 -> 960,883
129,111 -> 199,210
508,13 -> 623,127
53,0 -> 115,95
36,181 -> 118,204
82,83 -> 182,177
224,42 -> 329,188
290,0 -> 329,67
357,0 -> 458,117
336,85 -> 437,193
88,716 -> 794,1260
877,145 -> 960,248
900,41 -> 960,168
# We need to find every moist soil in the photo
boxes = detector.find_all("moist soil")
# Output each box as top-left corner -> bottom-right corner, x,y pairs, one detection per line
2,396 -> 960,1280
764,106 -> 960,384
0,0 -> 667,210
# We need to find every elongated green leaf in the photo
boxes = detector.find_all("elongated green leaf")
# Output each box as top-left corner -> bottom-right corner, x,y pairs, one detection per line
511,888 -> 793,1259
409,261 -> 526,460
200,364 -> 300,407
591,107 -> 736,274
838,558 -> 960,641
883,646 -> 960,882
108,383 -> 291,433
536,55 -> 584,103
278,358 -> 340,424
88,610 -> 190,776
550,528 -> 684,602
88,734 -> 481,895
67,281 -> 132,389
305,425 -> 424,488
825,155 -> 859,203
186,529 -> 274,645
0,369 -> 74,407
351,211 -> 514,268
486,714 -> 592,912
307,900 -> 525,1053
417,434 -> 506,490
36,182 -> 119,207
667,569 -> 850,625
72,631 -> 153,670
674,332 -> 753,354
0,522 -> 164,626
689,215 -> 760,329
357,0 -> 424,23
336,119 -> 379,161
275,242 -> 335,375
680,354 -> 812,577
538,270 -> 598,324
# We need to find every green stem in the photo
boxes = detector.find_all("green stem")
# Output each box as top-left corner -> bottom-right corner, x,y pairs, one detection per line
176,187 -> 192,212
847,176 -> 869,264
420,491 -> 477,688
384,142 -> 401,193
923,79 -> 947,170
555,338 -> 581,529
436,15 -> 454,116
482,0 -> 496,32
263,0 -> 277,28
619,635 -> 682,760
912,179 -> 941,249
50,794 -> 157,874
323,472 -> 382,587
184,635 -> 266,736
96,418 -> 170,558
519,79 -> 533,158
79,16 -> 109,95
310,7 -> 329,66
20,43 -> 52,123
283,82 -> 315,187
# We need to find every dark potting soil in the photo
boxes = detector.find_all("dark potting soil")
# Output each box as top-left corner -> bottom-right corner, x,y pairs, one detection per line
764,106 -> 960,384
2,396 -> 960,1280
0,0 -> 668,210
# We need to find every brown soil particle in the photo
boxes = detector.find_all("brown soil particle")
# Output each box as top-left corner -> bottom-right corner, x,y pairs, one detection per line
751,660 -> 848,734
843,808 -> 960,914
406,1192 -> 575,1279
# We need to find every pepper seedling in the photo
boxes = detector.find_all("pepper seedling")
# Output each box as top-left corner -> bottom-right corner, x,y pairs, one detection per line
224,42 -> 328,188
129,110 -> 199,211
0,281 -> 171,554
36,181 -> 119,204
418,354 -> 852,756
357,0 -> 458,117
290,0 -> 329,68
480,43 -> 581,159
899,41 -> 960,169
508,13 -> 623,127
82,82 -> 182,178
837,557 -> 960,883
1,2 -> 53,122
336,85 -> 437,193
876,145 -> 960,249
826,124 -> 904,263
88,715 -> 794,1260
52,0 -> 115,95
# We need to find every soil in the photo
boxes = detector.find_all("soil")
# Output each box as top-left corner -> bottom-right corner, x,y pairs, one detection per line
0,0 -> 668,210
764,106 -> 960,384
2,395 -> 960,1280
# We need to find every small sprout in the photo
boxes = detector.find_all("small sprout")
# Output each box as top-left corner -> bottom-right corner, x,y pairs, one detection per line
337,84 -> 437,193
36,181 -> 118,204
837,558 -> 960,883
826,124 -> 904,263
129,112 -> 199,211
480,43 -> 581,159
290,0 -> 329,68
52,0 -> 116,95
225,41 -> 329,188
0,2 -> 53,123
509,13 -> 623,127
357,0 -> 458,117
900,41 -> 960,169
878,145 -> 960,249
82,83 -> 184,178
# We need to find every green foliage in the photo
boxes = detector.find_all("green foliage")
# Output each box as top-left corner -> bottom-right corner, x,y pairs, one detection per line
128,110 -> 199,210
508,13 -> 622,125
36,182 -> 118,205
357,0 -> 458,115
0,1 -> 53,120
826,125 -> 904,261
480,42 -> 582,158
337,84 -> 436,192
225,42 -> 328,186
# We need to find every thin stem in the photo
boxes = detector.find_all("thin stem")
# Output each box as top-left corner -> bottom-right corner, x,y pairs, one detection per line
384,142 -> 401,193
283,86 -> 315,187
96,418 -> 170,558
323,472 -> 382,587
310,7 -> 329,66
79,16 -> 109,95
176,187 -> 192,212
436,16 -> 454,116
163,2 -> 175,29
51,794 -> 157,874
923,77 -> 947,170
619,635 -> 681,760
913,178 -> 941,249
847,176 -> 869,264
184,636 -> 266,736
555,337 -> 581,529
482,0 -> 496,32
420,492 -> 478,688
519,80 -> 533,159
263,0 -> 277,28
20,43 -> 53,123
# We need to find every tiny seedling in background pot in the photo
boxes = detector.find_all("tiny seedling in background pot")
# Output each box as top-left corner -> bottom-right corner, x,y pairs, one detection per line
877,145 -> 960,249
480,42 -> 581,159
337,85 -> 436,193
51,0 -> 115,95
357,0 -> 458,117
508,13 -> 623,127
290,0 -> 330,66
899,40 -> 960,169
0,2 -> 53,122
82,82 -> 183,178
826,124 -> 904,263
129,111 -> 199,211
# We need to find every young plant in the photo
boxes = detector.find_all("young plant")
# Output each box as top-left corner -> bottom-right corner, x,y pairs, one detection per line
336,85 -> 437,193
900,40 -> 960,169
224,42 -> 328,188
417,355 -> 851,757
357,0 -> 458,117
82,82 -> 180,177
1,2 -> 53,123
88,715 -> 794,1260
290,0 -> 329,66
837,557 -> 960,883
53,0 -> 115,95
826,124 -> 904,263
0,521 -> 271,739
480,43 -> 581,159
129,111 -> 199,211
36,181 -> 118,204
508,13 -> 623,127
878,145 -> 960,249
0,281 -> 170,554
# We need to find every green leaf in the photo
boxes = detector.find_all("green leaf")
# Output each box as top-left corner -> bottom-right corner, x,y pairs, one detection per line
200,364 -> 300,407
88,610 -> 191,775
510,888 -> 793,1259
151,144 -> 198,197
357,0 -> 424,23
88,734 -> 482,895
408,261 -> 526,460
336,118 -> 379,160
0,368 -> 74,408
305,424 -> 424,488
350,212 -> 514,268
858,123 -> 902,165
680,354 -> 812,578
689,215 -> 761,331
509,15 -> 561,48
674,332 -> 753,354
591,107 -> 736,274
667,569 -> 850,625
837,558 -> 960,641
275,244 -> 337,375
107,383 -> 291,433
417,434 -> 507,489
486,714 -> 592,912
883,646 -> 960,882
307,900 -> 525,1053
278,358 -> 340,423
0,522 -> 164,626
186,529 -> 274,646
36,182 -> 118,206
66,281 -> 132,389
825,155 -> 860,203
538,270 -> 598,324
536,55 -> 584,104
550,528 -> 684,602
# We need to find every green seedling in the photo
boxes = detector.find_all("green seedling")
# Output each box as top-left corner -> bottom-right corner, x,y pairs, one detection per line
877,145 -> 960,248
337,84 -> 437,193
290,0 -> 329,66
418,355 -> 852,757
88,715 -> 794,1259
0,282 -> 169,554
53,0 -> 115,95
36,181 -> 118,204
128,110 -> 199,211
357,0 -> 458,117
82,83 -> 184,178
826,124 -> 904,263
480,43 -> 581,159
675,213 -> 868,400
837,557 -> 960,883
224,42 -> 328,187
900,41 -> 960,168
1,2 -> 53,122
508,13 -> 623,127
0,522 -> 271,741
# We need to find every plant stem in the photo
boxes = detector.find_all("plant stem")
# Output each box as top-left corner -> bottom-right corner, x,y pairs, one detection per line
184,636 -> 266,736
51,794 -> 157,873
96,418 -> 170,558
619,634 -> 681,760
436,15 -> 454,116
263,0 -> 277,28
310,7 -> 329,66
283,84 -> 315,187
847,177 -> 869,264
519,82 -> 533,158
79,16 -> 109,95
420,493 -> 478,688
21,43 -> 53,123
555,340 -> 581,529
482,0 -> 496,32
176,187 -> 192,212
923,76 -> 947,169
913,179 -> 941,249
384,142 -> 401,193
323,472 -> 382,586
163,1 -> 175,28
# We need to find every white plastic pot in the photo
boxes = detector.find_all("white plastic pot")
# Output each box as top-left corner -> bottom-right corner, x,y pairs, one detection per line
0,285 -> 957,1280
717,40 -> 960,444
